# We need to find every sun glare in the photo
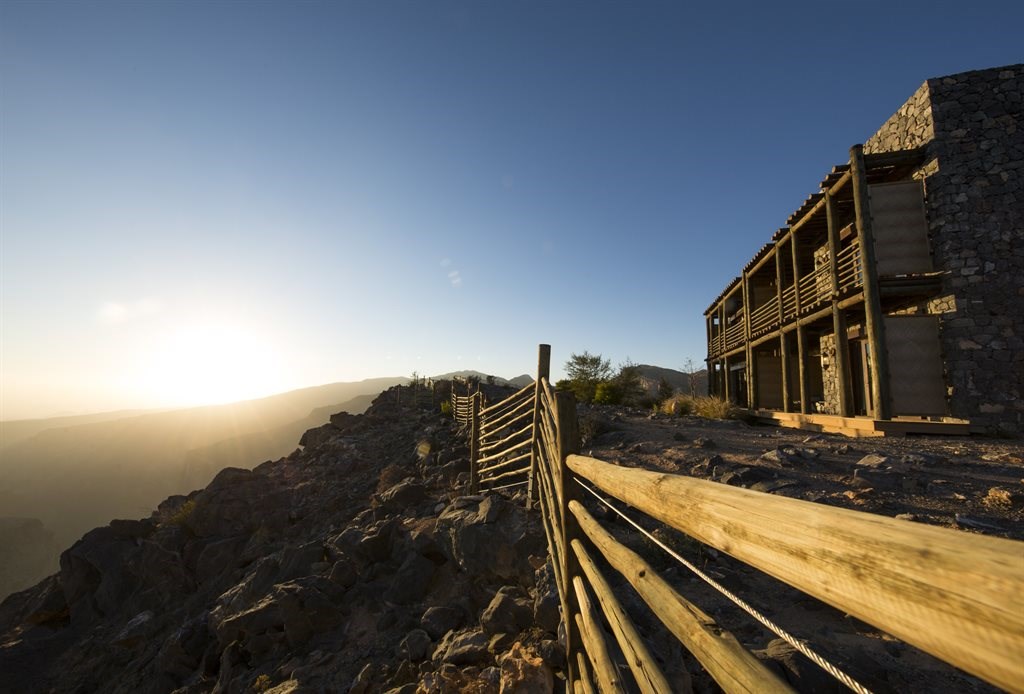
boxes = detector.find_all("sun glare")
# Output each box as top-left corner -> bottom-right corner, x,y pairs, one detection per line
143,324 -> 282,407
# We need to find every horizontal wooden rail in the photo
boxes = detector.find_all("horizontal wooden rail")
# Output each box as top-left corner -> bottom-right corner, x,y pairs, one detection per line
566,454 -> 1024,692
478,451 -> 532,477
479,423 -> 533,455
480,395 -> 534,434
477,436 -> 532,465
480,382 -> 535,416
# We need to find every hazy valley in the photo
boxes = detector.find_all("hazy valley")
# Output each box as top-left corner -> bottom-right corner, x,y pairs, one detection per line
0,378 -> 404,599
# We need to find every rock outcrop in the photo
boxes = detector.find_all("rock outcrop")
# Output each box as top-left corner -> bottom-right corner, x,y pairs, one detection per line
0,383 -> 560,693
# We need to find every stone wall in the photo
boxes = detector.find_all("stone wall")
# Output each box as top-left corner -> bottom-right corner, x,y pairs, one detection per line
819,333 -> 840,415
865,80 -> 934,154
865,65 -> 1023,433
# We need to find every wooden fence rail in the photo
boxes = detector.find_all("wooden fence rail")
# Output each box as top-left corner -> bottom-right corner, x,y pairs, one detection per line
452,345 -> 1024,693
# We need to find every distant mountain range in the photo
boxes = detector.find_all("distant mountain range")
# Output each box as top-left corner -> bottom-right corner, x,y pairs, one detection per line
431,370 -> 534,388
0,378 -> 404,599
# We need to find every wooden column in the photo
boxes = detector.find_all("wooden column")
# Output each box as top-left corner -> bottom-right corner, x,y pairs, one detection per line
469,393 -> 481,494
556,391 -> 582,684
527,344 -> 551,508
774,247 -> 790,411
825,191 -> 853,417
791,231 -> 810,413
742,273 -> 755,409
723,354 -> 730,403
850,144 -> 891,420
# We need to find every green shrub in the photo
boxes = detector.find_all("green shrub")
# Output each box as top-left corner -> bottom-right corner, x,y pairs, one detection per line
593,381 -> 620,405
440,400 -> 453,416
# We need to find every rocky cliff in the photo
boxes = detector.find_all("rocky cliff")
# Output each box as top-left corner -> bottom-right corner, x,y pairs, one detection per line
0,385 -> 559,694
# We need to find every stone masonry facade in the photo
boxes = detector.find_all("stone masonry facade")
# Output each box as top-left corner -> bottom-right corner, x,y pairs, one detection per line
865,65 -> 1023,434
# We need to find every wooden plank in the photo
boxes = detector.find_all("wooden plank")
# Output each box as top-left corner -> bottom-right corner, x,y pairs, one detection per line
574,580 -> 626,694
567,454 -> 1024,692
572,540 -> 673,694
570,501 -> 794,694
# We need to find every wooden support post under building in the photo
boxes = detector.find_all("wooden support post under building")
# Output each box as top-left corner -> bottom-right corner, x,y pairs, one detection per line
742,272 -> 755,409
791,227 -> 810,413
527,344 -> 550,508
774,246 -> 790,412
850,144 -> 892,420
825,191 -> 853,417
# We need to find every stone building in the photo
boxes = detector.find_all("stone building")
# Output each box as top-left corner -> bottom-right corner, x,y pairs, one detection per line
704,64 -> 1022,436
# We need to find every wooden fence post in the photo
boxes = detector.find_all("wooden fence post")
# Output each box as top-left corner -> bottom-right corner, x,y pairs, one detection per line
527,344 -> 551,508
469,393 -> 481,494
556,390 -> 582,684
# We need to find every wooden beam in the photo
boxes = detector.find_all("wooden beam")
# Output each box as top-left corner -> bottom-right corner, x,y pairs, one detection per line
469,394 -> 481,493
556,391 -> 582,685
825,191 -> 852,417
567,454 -> 1024,693
571,501 -> 794,694
742,272 -> 754,408
573,579 -> 625,693
572,539 -> 673,694
528,344 -> 550,507
796,325 -> 809,414
850,144 -> 891,419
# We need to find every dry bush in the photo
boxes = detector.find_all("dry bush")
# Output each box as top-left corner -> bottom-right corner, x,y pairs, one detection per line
692,395 -> 736,419
659,394 -> 694,416
659,394 -> 735,420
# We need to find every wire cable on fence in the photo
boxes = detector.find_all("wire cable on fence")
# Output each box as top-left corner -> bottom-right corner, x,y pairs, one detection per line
574,477 -> 874,694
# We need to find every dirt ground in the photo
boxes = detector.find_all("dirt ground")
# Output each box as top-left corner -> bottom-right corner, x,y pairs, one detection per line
571,403 -> 1024,693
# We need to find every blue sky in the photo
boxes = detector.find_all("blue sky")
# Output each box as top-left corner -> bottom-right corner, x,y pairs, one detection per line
2,1 -> 1021,418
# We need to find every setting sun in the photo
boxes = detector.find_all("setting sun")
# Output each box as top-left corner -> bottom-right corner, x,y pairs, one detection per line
141,324 -> 283,408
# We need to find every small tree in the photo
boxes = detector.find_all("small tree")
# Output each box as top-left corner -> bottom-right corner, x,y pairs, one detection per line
564,351 -> 613,403
612,358 -> 645,407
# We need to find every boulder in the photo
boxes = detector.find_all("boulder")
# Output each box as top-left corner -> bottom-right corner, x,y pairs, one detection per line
384,552 -> 435,604
421,605 -> 462,640
435,495 -> 542,585
396,628 -> 432,661
480,589 -> 531,638
433,628 -> 489,665
499,642 -> 553,693
379,480 -> 428,509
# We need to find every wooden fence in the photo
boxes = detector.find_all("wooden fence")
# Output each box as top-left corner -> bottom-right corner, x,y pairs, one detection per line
452,345 -> 1024,693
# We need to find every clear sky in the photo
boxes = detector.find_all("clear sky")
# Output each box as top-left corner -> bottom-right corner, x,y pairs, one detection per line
2,1 -> 1021,419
